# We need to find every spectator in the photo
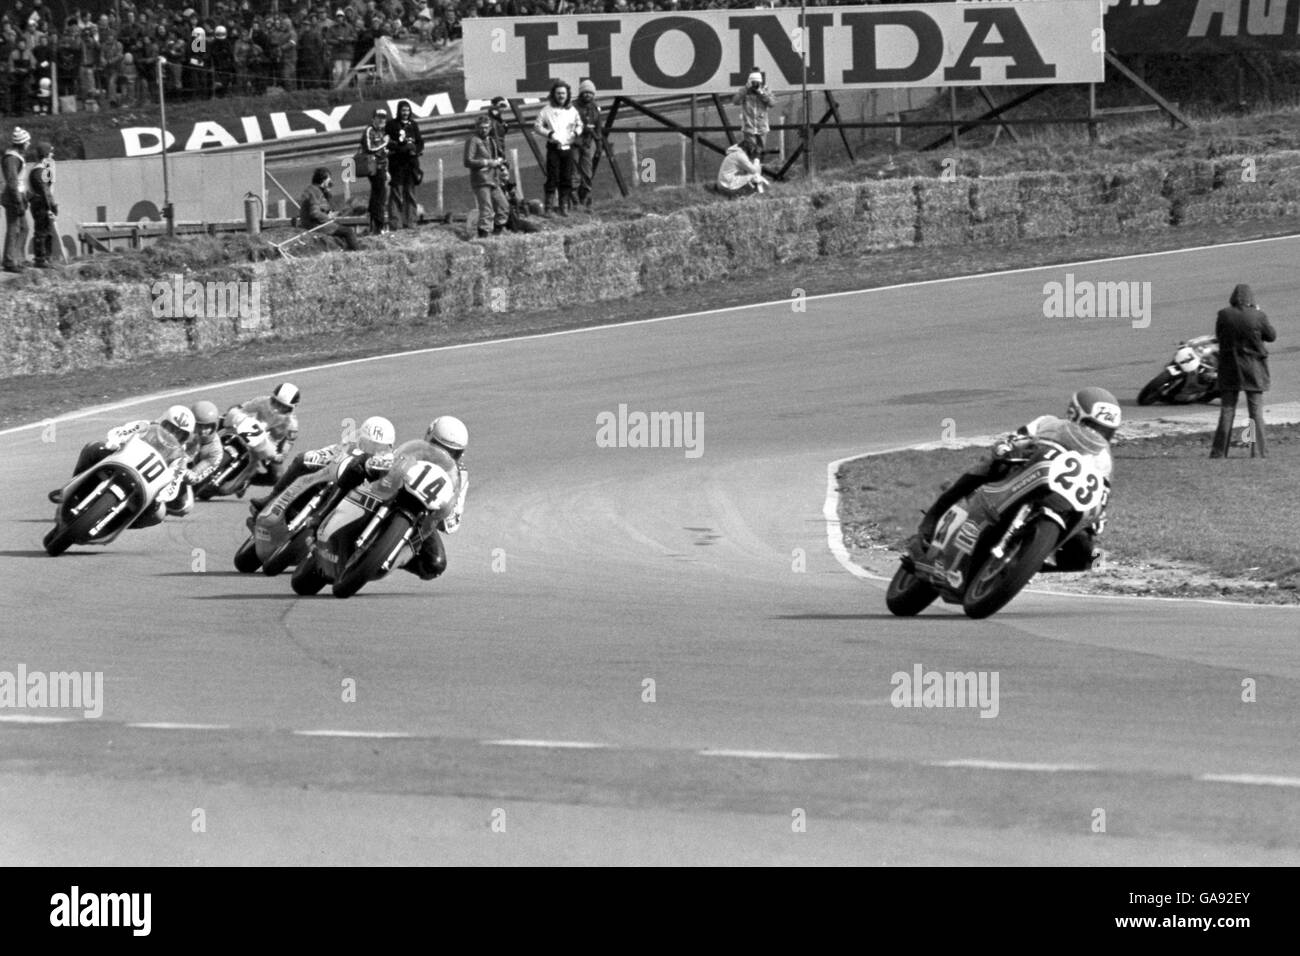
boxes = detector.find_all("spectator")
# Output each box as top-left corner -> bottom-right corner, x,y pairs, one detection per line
209,24 -> 234,97
716,138 -> 768,198
572,78 -> 602,209
1210,283 -> 1277,459
119,52 -> 138,105
100,29 -> 124,103
731,69 -> 774,155
9,36 -> 35,115
183,26 -> 210,100
385,99 -> 424,229
358,107 -> 390,234
297,15 -> 327,90
464,113 -> 509,238
26,139 -> 55,268
2,126 -> 31,273
77,25 -> 98,100
328,9 -> 357,86
534,79 -> 582,217
486,94 -> 509,155
232,26 -> 259,96
298,166 -> 359,251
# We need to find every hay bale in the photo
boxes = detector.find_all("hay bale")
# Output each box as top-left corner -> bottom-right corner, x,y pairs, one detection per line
915,179 -> 972,247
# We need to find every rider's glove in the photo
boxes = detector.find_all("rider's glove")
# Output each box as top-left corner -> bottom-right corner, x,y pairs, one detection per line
365,452 -> 394,477
302,450 -> 328,469
992,440 -> 1014,459
442,511 -> 461,534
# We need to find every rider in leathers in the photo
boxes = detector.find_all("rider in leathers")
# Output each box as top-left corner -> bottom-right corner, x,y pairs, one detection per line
168,400 -> 223,517
48,406 -> 194,528
247,416 -> 396,520
907,387 -> 1121,573
224,382 -> 301,482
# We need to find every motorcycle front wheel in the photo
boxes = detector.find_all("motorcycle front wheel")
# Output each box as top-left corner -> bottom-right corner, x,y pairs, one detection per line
332,517 -> 411,599
233,536 -> 261,573
885,562 -> 939,616
290,552 -> 328,596
43,494 -> 117,556
962,517 -> 1062,619
1137,369 -> 1180,406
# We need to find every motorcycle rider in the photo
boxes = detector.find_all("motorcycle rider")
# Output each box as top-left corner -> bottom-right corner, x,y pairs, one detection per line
247,415 -> 397,518
224,382 -> 301,482
167,399 -> 224,517
395,415 -> 469,580
906,387 -> 1121,573
47,405 -> 195,527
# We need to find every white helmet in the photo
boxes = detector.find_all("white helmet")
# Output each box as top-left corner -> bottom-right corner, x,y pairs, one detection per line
425,416 -> 467,458
160,404 -> 196,443
357,416 -> 395,456
1067,386 -> 1122,441
270,382 -> 301,414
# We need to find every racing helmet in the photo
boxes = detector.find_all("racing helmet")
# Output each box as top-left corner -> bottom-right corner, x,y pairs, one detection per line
192,400 -> 220,439
1067,386 -> 1121,441
357,416 -> 396,456
1173,345 -> 1201,373
270,382 -> 301,414
160,404 -> 196,443
425,416 -> 468,460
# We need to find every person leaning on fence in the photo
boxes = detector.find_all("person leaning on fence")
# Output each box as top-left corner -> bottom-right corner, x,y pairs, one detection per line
358,108 -> 391,235
534,79 -> 583,217
1210,283 -> 1277,459
298,166 -> 359,252
572,79 -> 603,210
716,138 -> 769,199
26,140 -> 56,268
385,100 -> 424,230
732,70 -> 774,155
465,114 -> 510,239
2,126 -> 32,274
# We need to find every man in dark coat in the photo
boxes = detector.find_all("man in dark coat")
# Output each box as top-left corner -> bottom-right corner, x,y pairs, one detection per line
384,100 -> 424,230
1210,283 -> 1277,459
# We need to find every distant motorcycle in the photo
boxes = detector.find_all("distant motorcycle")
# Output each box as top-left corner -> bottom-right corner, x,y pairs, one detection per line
235,456 -> 357,576
886,440 -> 1109,619
193,417 -> 278,500
43,435 -> 182,556
1137,334 -> 1219,405
291,451 -> 457,599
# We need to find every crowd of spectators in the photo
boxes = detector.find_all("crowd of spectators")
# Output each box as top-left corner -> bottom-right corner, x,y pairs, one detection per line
3,0 -> 934,116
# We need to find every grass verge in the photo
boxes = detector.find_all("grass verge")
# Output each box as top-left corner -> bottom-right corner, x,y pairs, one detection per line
836,424 -> 1300,604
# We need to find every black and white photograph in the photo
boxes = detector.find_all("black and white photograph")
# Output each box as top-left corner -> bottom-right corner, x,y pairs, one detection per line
0,0 -> 1295,916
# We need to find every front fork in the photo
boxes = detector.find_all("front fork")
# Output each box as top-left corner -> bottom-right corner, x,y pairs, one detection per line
989,504 -> 1031,561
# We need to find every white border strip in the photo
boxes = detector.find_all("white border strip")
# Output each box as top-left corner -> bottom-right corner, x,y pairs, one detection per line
1198,773 -> 1300,788
0,713 -> 78,724
483,739 -> 612,749
5,233 -> 1297,438
698,749 -> 839,761
126,721 -> 233,731
292,729 -> 415,739
929,759 -> 1099,773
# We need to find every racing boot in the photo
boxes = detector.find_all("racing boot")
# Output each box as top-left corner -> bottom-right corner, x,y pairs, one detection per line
48,489 -> 64,503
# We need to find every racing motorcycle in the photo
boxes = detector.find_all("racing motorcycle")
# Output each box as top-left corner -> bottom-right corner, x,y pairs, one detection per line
234,456 -> 357,576
886,440 -> 1109,619
1137,334 -> 1219,405
43,435 -> 182,556
193,417 -> 278,500
291,452 -> 457,599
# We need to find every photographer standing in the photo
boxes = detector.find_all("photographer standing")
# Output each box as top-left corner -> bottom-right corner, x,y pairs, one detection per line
732,70 -> 774,156
1210,283 -> 1277,459
358,108 -> 390,235
385,100 -> 424,230
27,141 -> 57,269
464,114 -> 509,238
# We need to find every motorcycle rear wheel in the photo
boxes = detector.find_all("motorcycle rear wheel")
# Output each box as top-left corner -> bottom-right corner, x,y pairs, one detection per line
885,562 -> 939,616
962,517 -> 1061,619
332,517 -> 411,599
43,494 -> 117,556
233,536 -> 261,573
1137,369 -> 1179,406
261,530 -> 307,576
290,552 -> 328,596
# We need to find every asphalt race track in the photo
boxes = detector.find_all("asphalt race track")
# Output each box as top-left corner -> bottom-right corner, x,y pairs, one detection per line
2,238 -> 1298,865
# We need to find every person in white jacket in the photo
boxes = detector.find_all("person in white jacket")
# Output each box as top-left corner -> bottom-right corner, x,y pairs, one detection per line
534,79 -> 584,217
716,139 -> 769,198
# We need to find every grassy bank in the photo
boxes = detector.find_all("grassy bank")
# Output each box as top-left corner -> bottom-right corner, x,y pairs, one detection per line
836,425 -> 1300,604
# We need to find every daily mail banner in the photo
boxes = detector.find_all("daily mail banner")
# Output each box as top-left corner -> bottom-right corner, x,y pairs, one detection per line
83,84 -> 469,160
461,1 -> 1104,99
1105,0 -> 1300,55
